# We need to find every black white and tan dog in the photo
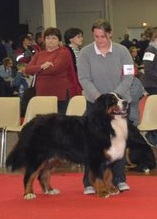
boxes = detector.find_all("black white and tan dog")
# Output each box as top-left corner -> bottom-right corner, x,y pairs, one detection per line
6,93 -> 156,199
6,93 -> 129,199
126,121 -> 156,173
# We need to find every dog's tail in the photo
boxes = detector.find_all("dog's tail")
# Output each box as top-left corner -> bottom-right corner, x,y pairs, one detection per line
6,140 -> 26,172
6,118 -> 36,171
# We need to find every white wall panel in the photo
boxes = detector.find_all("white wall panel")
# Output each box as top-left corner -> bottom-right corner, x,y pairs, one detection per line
19,0 -> 157,43
19,0 -> 43,34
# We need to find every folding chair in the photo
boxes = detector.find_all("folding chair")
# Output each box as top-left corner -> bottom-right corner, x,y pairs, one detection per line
4,96 -> 58,167
0,97 -> 20,167
65,95 -> 86,169
7,96 -> 58,132
66,95 -> 86,116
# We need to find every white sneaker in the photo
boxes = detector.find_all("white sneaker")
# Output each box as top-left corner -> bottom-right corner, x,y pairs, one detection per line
117,182 -> 130,192
84,186 -> 96,195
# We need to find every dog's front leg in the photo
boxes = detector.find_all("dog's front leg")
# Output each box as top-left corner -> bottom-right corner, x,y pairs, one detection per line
93,178 -> 110,198
89,170 -> 110,198
102,168 -> 119,195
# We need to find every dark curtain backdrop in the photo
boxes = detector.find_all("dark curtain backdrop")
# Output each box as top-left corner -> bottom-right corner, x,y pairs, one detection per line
0,0 -> 20,44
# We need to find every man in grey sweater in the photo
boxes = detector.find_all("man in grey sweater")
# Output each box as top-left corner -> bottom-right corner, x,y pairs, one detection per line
77,19 -> 143,195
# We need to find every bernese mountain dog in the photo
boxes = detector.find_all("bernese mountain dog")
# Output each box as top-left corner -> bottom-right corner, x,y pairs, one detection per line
6,93 -> 156,199
126,121 -> 156,173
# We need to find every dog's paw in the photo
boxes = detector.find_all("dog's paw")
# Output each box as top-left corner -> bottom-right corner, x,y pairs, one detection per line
24,193 -> 36,200
108,186 -> 120,196
109,189 -> 120,195
97,190 -> 110,198
44,188 -> 60,195
143,168 -> 150,173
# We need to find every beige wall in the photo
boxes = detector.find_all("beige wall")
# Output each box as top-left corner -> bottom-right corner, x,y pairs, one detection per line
19,0 -> 157,44
55,0 -> 106,45
19,0 -> 43,34
111,0 -> 157,42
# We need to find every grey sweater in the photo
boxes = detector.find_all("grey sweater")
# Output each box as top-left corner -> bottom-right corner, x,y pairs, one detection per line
77,42 -> 134,103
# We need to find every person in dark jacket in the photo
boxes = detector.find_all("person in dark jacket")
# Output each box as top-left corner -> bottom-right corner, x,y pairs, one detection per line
15,34 -> 36,63
142,26 -> 157,146
0,35 -> 7,65
64,28 -> 83,97
120,33 -> 133,50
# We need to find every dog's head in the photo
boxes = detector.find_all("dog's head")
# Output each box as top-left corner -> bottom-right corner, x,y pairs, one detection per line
95,93 -> 128,118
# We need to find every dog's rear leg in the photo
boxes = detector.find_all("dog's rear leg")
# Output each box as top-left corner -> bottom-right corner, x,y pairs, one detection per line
24,168 -> 38,200
38,164 -> 60,195
103,168 -> 119,195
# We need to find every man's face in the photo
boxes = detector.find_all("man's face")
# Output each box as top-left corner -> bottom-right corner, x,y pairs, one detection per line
93,28 -> 112,49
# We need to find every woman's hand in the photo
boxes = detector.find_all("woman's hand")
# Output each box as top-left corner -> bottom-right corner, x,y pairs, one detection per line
41,61 -> 54,70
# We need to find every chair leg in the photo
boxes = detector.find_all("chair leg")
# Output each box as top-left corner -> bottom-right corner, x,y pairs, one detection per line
0,128 -> 5,167
3,128 -> 7,167
140,131 -> 155,147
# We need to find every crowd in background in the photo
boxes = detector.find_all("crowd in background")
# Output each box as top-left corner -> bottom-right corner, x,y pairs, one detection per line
0,31 -> 45,98
0,25 -> 156,119
120,32 -> 149,78
0,27 -> 83,115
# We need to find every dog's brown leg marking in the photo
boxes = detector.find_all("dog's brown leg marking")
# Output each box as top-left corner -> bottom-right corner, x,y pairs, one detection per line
89,171 -> 110,198
24,171 -> 38,199
38,160 -> 60,195
38,168 -> 53,193
24,162 -> 46,199
103,168 -> 119,195
93,178 -> 110,198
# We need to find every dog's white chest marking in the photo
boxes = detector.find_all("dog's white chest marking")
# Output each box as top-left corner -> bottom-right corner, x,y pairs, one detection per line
106,115 -> 128,162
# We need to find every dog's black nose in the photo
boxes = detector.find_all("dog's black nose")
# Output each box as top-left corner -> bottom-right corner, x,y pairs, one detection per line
122,100 -> 128,108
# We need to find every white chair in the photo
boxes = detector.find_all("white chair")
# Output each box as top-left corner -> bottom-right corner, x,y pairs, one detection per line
0,97 -> 20,167
138,95 -> 157,131
4,96 -> 58,166
7,96 -> 58,132
66,95 -> 86,116
66,95 -> 86,169
138,95 -> 157,146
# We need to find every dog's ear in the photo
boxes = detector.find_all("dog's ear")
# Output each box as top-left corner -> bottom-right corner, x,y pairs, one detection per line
95,94 -> 111,112
96,94 -> 107,102
95,94 -> 109,104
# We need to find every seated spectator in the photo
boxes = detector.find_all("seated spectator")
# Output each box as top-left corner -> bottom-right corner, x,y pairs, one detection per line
15,34 -> 36,63
129,46 -> 143,78
0,57 -> 13,80
3,37 -> 17,75
12,62 -> 29,99
129,46 -> 142,66
4,38 -> 16,57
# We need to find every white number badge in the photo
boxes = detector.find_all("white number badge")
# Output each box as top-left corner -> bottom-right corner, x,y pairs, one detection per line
123,64 -> 134,75
143,52 -> 155,61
